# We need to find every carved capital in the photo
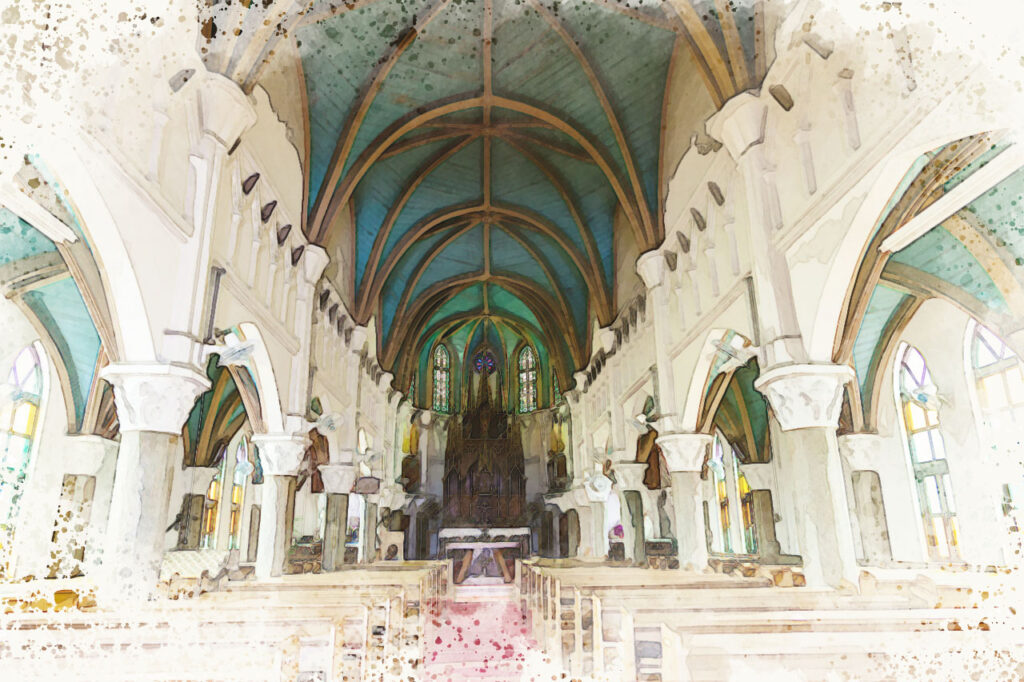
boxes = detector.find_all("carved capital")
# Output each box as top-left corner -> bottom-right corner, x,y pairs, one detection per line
196,73 -> 257,148
301,245 -> 330,287
755,363 -> 855,431
100,363 -> 210,434
251,434 -> 306,476
657,432 -> 712,473
570,486 -> 591,507
377,371 -> 393,390
348,325 -> 368,354
573,371 -> 588,391
613,461 -> 648,491
636,249 -> 669,290
838,433 -> 888,470
706,91 -> 768,161
319,463 -> 358,494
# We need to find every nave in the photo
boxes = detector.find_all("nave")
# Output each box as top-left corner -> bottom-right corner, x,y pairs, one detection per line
2,0 -> 1024,679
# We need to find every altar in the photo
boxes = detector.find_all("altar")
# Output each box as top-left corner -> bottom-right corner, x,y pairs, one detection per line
439,527 -> 531,585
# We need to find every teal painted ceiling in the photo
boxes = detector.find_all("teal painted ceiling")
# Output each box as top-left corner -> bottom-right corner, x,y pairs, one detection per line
0,209 -> 102,430
851,284 -> 909,392
296,0 -> 686,387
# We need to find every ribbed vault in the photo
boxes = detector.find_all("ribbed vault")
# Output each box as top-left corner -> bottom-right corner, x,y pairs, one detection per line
200,0 -> 774,394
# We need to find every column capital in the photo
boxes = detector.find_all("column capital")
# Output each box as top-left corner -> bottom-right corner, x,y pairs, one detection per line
656,432 -> 712,472
573,370 -> 588,391
613,461 -> 648,491
100,363 -> 210,434
636,249 -> 670,290
706,91 -> 768,162
196,72 -> 258,148
300,244 -> 330,287
348,325 -> 368,354
319,463 -> 358,493
251,433 -> 306,476
597,326 -> 617,354
755,363 -> 855,431
837,432 -> 888,470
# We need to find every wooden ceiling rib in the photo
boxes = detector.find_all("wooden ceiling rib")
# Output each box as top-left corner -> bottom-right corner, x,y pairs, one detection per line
198,0 -> 775,389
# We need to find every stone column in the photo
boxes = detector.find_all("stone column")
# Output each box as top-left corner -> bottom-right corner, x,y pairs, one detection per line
756,364 -> 859,587
252,434 -> 306,579
99,363 -> 210,599
839,433 -> 894,564
658,432 -> 712,571
319,464 -> 357,571
569,487 -> 594,559
614,462 -> 648,564
635,251 -> 681,432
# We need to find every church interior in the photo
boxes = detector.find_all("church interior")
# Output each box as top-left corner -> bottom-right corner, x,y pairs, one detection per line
1,0 -> 1023,679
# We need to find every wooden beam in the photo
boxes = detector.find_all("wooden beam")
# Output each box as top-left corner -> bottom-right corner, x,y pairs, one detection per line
714,0 -> 751,92
530,0 -> 655,247
353,135 -> 479,318
308,0 -> 454,235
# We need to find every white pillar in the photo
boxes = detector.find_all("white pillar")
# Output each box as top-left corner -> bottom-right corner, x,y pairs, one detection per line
658,432 -> 712,571
615,462 -> 648,564
756,364 -> 859,588
99,363 -> 210,599
252,434 -> 306,579
636,251 -> 682,432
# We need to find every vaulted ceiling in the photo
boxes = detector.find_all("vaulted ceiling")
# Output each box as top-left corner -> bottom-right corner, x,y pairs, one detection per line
203,0 -> 772,390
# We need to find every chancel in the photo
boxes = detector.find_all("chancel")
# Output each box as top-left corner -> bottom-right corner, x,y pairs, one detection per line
1,0 -> 1023,679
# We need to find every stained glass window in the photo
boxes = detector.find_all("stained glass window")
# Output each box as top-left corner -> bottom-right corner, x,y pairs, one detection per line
709,431 -> 756,555
552,373 -> 563,405
969,323 -> 1024,523
432,345 -> 450,413
518,346 -> 537,413
897,344 -> 960,561
228,436 -> 254,550
201,448 -> 227,549
0,344 -> 44,529
710,434 -> 732,553
473,351 -> 496,375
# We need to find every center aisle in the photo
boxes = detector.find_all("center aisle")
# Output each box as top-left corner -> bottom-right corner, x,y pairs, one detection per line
421,596 -> 550,680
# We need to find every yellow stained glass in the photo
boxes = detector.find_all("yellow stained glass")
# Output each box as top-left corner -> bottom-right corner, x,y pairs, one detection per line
932,517 -> 949,558
231,484 -> 243,505
737,474 -> 750,496
981,374 -> 1008,409
905,402 -> 926,431
207,479 -> 220,502
11,403 -> 36,437
949,517 -> 960,546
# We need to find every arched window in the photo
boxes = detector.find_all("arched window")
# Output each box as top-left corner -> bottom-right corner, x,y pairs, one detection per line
518,346 -> 537,413
709,431 -> 756,555
552,372 -> 563,406
971,323 -> 1024,430
228,436 -> 254,550
969,323 -> 1024,518
0,344 -> 44,527
897,344 -> 960,561
201,448 -> 226,549
432,345 -> 450,413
